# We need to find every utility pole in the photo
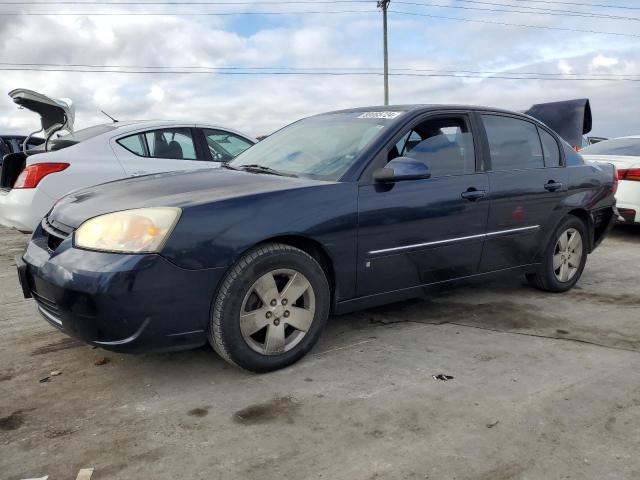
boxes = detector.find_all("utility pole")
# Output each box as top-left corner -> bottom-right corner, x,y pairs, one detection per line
377,0 -> 390,105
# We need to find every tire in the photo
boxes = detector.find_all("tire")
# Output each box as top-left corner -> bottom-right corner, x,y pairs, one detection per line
209,243 -> 330,372
526,215 -> 588,293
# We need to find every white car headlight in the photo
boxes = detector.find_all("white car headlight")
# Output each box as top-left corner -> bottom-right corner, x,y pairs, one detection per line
75,207 -> 181,253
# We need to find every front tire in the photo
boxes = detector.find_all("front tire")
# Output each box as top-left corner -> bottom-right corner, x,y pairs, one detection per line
526,216 -> 588,292
209,243 -> 330,372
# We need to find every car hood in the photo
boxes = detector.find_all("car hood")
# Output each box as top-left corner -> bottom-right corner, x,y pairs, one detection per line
49,168 -> 331,228
9,88 -> 75,137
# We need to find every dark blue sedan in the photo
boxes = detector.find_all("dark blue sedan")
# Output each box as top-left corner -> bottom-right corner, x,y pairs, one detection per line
17,105 -> 617,372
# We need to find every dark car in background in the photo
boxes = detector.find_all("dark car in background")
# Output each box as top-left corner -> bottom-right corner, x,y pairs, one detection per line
16,104 -> 617,372
0,135 -> 44,164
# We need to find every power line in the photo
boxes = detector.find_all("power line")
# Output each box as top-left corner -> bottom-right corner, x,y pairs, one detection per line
6,0 -> 638,19
0,0 -> 370,3
2,3 -> 638,37
1,66 -> 639,81
9,0 -> 639,8
1,62 -> 638,77
0,9 -> 377,15
509,0 -> 640,10
390,9 -> 640,37
396,0 -> 640,21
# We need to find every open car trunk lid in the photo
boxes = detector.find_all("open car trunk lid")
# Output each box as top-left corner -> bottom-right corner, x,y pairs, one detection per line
9,88 -> 75,139
523,98 -> 591,150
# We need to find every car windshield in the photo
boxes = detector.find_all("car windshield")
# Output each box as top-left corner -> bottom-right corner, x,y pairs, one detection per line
229,111 -> 404,180
31,124 -> 117,152
581,137 -> 640,157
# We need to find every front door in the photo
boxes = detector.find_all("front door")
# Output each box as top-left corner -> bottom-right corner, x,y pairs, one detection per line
356,113 -> 490,297
476,113 -> 569,272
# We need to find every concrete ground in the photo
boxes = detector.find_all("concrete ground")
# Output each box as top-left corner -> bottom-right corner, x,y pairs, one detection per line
1,225 -> 639,480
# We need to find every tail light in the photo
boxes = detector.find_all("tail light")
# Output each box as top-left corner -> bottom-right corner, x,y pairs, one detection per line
13,163 -> 70,189
612,167 -> 619,194
618,168 -> 640,182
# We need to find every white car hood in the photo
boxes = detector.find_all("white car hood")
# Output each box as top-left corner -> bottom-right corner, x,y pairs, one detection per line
9,88 -> 75,137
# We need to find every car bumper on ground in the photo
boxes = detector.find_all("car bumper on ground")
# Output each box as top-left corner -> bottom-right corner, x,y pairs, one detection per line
18,224 -> 226,353
0,188 -> 51,232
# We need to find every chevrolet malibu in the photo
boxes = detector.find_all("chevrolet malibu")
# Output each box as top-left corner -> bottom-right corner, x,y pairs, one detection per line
17,105 -> 617,372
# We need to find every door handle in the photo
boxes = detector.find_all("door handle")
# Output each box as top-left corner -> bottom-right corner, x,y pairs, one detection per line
544,181 -> 563,192
461,188 -> 486,201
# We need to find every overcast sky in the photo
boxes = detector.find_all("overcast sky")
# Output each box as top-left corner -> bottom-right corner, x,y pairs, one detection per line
0,0 -> 638,138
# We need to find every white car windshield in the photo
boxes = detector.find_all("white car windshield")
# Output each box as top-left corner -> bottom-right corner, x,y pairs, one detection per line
229,111 -> 404,180
581,138 -> 640,157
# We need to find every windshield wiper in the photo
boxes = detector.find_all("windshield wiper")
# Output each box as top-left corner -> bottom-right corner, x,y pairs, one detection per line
221,163 -> 240,171
237,164 -> 297,177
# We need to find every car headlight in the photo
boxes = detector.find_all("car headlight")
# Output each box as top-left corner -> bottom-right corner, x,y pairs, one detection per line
75,207 -> 181,253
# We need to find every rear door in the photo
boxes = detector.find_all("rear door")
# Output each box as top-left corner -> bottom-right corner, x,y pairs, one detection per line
114,126 -> 212,176
356,112 -> 490,296
477,113 -> 568,272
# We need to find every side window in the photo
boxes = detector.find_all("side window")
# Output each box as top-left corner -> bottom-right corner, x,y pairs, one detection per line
117,134 -> 146,156
481,115 -> 544,171
203,129 -> 253,162
144,128 -> 197,160
388,116 -> 475,177
538,128 -> 561,167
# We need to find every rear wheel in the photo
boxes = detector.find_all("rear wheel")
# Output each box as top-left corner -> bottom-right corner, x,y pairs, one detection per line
209,243 -> 330,372
526,216 -> 588,292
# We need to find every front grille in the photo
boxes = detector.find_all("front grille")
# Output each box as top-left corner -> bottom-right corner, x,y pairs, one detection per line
41,217 -> 73,252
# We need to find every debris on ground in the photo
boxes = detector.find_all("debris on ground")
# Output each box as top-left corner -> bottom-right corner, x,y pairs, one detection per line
486,420 -> 500,428
38,376 -> 50,383
94,357 -> 110,366
50,370 -> 62,377
432,374 -> 454,381
75,468 -> 94,480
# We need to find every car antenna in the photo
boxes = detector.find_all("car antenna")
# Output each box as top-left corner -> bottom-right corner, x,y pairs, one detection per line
101,110 -> 119,123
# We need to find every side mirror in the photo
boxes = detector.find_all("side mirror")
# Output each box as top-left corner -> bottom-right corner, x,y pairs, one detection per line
373,157 -> 431,182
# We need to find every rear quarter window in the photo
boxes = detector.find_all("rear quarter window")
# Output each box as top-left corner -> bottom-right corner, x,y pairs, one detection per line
538,128 -> 561,167
117,134 -> 146,156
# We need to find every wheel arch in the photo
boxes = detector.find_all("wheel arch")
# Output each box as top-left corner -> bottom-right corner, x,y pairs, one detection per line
566,208 -> 594,252
254,235 -> 337,308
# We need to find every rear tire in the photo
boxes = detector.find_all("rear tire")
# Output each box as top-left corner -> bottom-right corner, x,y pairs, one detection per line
526,216 -> 588,293
209,243 -> 330,372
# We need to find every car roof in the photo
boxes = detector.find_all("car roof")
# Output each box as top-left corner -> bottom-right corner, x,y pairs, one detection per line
322,104 -> 522,116
73,120 -> 257,142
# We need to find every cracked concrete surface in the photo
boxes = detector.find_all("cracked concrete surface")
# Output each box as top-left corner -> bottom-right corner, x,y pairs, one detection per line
1,225 -> 639,480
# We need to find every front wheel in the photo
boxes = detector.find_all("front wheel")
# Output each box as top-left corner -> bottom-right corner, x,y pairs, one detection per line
526,216 -> 588,292
209,243 -> 330,372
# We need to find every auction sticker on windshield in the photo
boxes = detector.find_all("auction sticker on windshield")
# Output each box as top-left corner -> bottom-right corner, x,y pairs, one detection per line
357,111 -> 404,119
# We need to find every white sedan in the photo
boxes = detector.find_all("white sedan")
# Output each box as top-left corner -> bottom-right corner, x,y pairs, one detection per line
0,89 -> 255,232
581,136 -> 640,225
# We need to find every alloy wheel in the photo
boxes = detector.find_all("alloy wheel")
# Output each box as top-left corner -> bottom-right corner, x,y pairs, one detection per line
239,268 -> 316,355
553,227 -> 583,283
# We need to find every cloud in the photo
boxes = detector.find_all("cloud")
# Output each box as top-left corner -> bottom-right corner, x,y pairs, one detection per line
0,6 -> 638,138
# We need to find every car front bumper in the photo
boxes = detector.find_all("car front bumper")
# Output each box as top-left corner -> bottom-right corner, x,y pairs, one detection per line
18,224 -> 226,353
